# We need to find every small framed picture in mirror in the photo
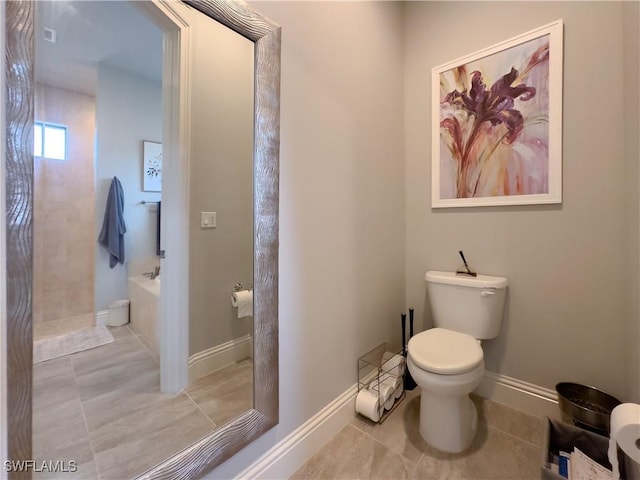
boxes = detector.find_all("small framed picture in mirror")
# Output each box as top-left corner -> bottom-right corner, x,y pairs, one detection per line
143,140 -> 162,192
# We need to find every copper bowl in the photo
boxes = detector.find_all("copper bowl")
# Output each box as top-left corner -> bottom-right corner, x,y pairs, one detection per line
556,382 -> 621,433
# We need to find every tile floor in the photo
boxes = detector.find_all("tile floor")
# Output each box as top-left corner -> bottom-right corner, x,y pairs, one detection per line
35,327 -> 545,480
291,390 -> 544,479
32,325 -> 252,480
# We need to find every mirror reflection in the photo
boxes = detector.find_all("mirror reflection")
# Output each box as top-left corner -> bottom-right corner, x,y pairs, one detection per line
32,1 -> 254,477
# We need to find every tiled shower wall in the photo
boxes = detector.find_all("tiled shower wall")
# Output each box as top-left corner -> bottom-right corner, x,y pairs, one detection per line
33,83 -> 96,329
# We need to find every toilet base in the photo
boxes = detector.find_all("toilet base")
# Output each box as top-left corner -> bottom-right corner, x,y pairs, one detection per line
419,391 -> 478,453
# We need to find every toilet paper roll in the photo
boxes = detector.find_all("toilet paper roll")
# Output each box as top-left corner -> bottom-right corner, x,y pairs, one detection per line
382,378 -> 403,408
355,390 -> 380,422
384,394 -> 394,411
231,290 -> 253,318
382,351 -> 395,362
379,372 -> 402,392
379,374 -> 403,410
369,376 -> 395,404
394,383 -> 404,400
389,374 -> 403,391
608,437 -> 621,480
381,353 -> 405,377
609,403 -> 640,463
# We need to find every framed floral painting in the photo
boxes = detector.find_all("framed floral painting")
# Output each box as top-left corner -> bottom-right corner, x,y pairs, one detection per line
143,141 -> 162,192
432,20 -> 563,208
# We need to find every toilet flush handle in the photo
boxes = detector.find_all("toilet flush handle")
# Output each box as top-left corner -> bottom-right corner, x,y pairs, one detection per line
480,289 -> 497,297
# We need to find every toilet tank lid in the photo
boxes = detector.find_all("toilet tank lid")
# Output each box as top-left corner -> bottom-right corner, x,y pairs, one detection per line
425,271 -> 508,288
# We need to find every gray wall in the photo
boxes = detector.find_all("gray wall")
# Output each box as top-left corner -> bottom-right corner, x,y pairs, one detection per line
205,1 -> 638,477
188,12 -> 255,356
207,2 -> 406,477
622,1 -> 640,402
95,65 -> 162,311
404,1 -> 637,401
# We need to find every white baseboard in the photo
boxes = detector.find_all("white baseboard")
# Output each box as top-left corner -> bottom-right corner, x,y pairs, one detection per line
235,370 -> 560,479
96,310 -> 109,327
236,384 -> 358,480
188,335 -> 251,383
475,370 -> 561,420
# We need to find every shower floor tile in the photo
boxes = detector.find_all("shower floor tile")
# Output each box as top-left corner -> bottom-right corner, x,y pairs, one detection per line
33,313 -> 95,341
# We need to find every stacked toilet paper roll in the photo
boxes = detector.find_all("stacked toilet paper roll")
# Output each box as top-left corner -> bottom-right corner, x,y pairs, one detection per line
608,403 -> 640,479
355,390 -> 380,422
381,352 -> 405,377
370,374 -> 399,411
355,352 -> 406,422
369,375 -> 394,400
381,353 -> 405,403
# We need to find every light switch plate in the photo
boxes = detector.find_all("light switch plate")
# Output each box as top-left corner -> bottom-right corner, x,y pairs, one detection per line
201,212 -> 216,228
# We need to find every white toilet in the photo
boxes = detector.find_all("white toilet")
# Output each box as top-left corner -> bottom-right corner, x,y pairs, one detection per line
407,270 -> 508,453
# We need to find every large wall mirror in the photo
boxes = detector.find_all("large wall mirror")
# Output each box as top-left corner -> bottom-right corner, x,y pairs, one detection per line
3,0 -> 280,478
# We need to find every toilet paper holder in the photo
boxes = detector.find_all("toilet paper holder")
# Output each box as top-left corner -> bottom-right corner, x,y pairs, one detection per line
356,342 -> 405,424
233,282 -> 253,293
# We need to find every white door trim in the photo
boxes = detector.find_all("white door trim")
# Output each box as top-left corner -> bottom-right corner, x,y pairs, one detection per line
137,0 -> 192,393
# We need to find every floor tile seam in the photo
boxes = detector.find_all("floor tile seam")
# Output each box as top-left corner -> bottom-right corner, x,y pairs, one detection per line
348,420 -> 422,467
213,370 -> 251,389
70,352 -> 157,384
182,389 -> 218,428
188,368 -> 251,396
480,420 -> 542,450
70,353 -> 103,480
123,325 -> 159,365
349,416 -> 539,466
408,450 -> 426,478
330,423 -> 422,478
349,418 -> 385,443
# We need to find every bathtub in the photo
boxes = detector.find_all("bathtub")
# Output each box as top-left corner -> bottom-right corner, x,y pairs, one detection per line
128,275 -> 160,358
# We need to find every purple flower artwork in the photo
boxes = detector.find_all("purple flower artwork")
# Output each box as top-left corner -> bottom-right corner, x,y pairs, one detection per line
432,21 -> 563,207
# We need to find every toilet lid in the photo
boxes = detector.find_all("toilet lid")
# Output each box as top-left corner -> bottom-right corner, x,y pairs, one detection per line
408,328 -> 483,375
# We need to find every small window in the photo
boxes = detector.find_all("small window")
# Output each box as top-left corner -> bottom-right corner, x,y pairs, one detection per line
34,122 -> 67,160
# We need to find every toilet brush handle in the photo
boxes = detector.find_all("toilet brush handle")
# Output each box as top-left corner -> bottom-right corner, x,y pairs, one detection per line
401,313 -> 407,357
409,308 -> 414,339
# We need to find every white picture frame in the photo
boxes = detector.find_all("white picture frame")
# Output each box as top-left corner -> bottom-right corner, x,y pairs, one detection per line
432,20 -> 563,208
143,140 -> 162,192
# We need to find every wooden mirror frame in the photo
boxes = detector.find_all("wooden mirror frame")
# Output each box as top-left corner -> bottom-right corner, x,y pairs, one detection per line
3,0 -> 280,478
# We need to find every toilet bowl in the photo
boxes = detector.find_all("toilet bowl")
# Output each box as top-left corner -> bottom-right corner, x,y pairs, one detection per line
407,328 -> 485,453
408,271 -> 508,453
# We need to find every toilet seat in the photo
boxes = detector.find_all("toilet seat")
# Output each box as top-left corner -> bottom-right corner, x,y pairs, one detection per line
408,328 -> 483,375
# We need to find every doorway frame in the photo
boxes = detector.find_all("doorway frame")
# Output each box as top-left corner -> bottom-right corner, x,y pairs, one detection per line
138,0 -> 191,395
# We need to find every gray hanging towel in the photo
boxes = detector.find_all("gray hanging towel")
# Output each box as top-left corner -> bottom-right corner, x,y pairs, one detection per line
98,176 -> 127,268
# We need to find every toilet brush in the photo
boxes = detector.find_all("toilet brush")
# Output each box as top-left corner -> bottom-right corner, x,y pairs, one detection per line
409,307 -> 414,339
401,313 -> 407,357
404,308 -> 417,390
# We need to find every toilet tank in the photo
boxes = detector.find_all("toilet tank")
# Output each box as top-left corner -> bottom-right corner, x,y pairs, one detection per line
425,271 -> 508,340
